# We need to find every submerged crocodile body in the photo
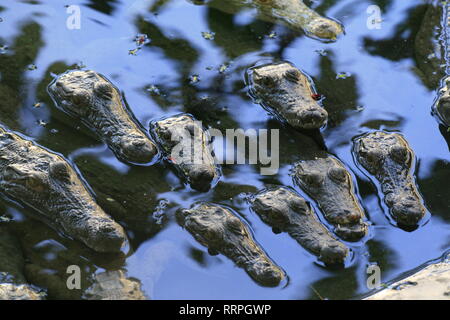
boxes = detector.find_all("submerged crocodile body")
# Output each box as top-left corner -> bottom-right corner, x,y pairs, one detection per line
292,156 -> 368,241
354,131 -> 426,227
0,127 -> 127,253
83,270 -> 147,300
249,62 -> 328,130
433,2 -> 450,126
48,70 -> 157,164
177,203 -> 284,287
151,114 -> 220,192
250,187 -> 349,265
198,0 -> 344,41
0,227 -> 43,300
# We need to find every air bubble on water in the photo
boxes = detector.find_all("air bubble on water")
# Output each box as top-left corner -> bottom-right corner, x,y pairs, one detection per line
37,119 -> 47,127
50,128 -> 59,134
201,31 -> 215,40
356,105 -> 364,112
0,215 -> 11,223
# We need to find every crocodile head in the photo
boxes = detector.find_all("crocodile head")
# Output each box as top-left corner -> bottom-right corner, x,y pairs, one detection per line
177,203 -> 284,287
250,62 -> 328,130
48,70 -> 157,164
0,130 -> 127,253
355,131 -> 426,226
294,157 -> 368,241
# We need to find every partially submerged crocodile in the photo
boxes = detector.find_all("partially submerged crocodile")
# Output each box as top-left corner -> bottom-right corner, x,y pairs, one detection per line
292,156 -> 368,241
48,70 -> 158,164
83,270 -> 147,300
176,203 -> 284,287
194,0 -> 344,41
432,2 -> 450,126
0,127 -> 127,253
354,131 -> 426,227
249,62 -> 328,130
250,187 -> 349,265
0,227 -> 43,300
151,114 -> 220,192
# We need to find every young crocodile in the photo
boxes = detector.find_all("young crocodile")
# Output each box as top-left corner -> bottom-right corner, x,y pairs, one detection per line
354,131 -> 426,227
0,227 -> 44,300
195,0 -> 344,41
176,203 -> 284,287
250,187 -> 349,266
0,127 -> 127,253
292,156 -> 368,242
151,114 -> 220,192
248,62 -> 328,130
48,70 -> 158,165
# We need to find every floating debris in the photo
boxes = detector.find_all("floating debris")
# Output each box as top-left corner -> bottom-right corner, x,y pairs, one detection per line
75,61 -> 86,69
314,49 -> 327,56
128,48 -> 141,56
201,31 -> 215,40
218,63 -> 229,74
268,31 -> 277,39
336,72 -> 351,79
189,74 -> 200,84
311,93 -> 321,101
135,33 -> 150,47
0,215 -> 11,223
33,102 -> 42,108
146,85 -> 161,95
50,128 -> 59,134
28,64 -> 38,71
0,45 -> 7,54
37,119 -> 47,127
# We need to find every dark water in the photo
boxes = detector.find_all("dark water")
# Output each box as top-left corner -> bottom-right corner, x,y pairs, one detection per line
0,0 -> 449,300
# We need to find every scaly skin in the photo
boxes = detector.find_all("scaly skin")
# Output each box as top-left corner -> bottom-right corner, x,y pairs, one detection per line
83,270 -> 147,300
48,70 -> 157,164
354,131 -> 426,227
250,187 -> 349,265
0,127 -> 127,253
433,2 -> 450,126
177,203 -> 284,287
249,62 -> 328,130
151,114 -> 220,192
293,157 -> 368,241
0,227 -> 44,300
201,0 -> 344,41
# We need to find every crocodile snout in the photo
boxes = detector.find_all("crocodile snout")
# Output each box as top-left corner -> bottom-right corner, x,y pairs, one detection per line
119,137 -> 157,164
297,107 -> 328,129
246,259 -> 284,287
319,243 -> 348,266
392,200 -> 426,227
188,166 -> 216,192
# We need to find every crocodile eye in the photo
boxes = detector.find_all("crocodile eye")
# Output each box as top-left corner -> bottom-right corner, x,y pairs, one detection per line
284,69 -> 301,83
364,149 -> 383,166
390,145 -> 409,164
290,196 -> 307,213
71,90 -> 90,106
94,82 -> 113,99
300,172 -> 323,188
328,167 -> 348,183
226,218 -> 243,235
256,75 -> 276,88
49,161 -> 72,183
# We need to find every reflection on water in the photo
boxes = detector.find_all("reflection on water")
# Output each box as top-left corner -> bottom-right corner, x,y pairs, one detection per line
0,0 -> 448,299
